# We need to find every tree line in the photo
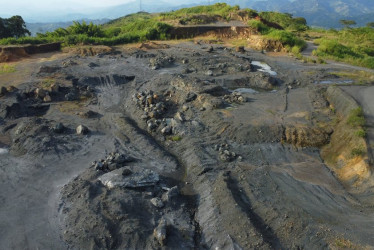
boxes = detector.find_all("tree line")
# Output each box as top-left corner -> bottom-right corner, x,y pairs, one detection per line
0,15 -> 30,39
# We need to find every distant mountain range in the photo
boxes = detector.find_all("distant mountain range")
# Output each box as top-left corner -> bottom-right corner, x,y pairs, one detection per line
212,0 -> 374,28
19,0 -> 374,32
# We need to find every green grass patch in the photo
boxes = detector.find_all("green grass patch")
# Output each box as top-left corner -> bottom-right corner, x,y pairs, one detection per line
264,29 -> 306,53
0,64 -> 16,74
169,135 -> 182,142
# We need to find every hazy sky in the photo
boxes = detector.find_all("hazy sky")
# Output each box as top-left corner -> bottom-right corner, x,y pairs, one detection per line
1,0 -> 135,12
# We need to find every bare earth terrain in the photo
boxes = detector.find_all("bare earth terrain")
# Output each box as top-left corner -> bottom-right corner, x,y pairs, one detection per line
0,41 -> 374,249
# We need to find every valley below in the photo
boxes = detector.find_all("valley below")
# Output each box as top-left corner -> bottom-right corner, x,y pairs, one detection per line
1,40 -> 374,249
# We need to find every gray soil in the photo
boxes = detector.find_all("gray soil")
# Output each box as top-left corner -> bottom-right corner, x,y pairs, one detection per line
1,41 -> 374,249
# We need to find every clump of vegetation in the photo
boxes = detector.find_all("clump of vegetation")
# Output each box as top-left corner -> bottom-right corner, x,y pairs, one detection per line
265,29 -> 306,53
347,108 -> 365,127
355,129 -> 367,138
158,3 -> 239,21
351,147 -> 366,157
169,135 -> 182,142
0,64 -> 16,74
259,12 -> 308,32
309,27 -> 374,69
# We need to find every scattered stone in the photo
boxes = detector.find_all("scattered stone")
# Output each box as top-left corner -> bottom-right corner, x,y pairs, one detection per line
162,186 -> 179,203
224,92 -> 247,104
35,88 -> 46,99
182,105 -> 189,112
236,46 -> 245,53
49,83 -> 60,93
161,126 -> 172,135
76,125 -> 89,135
185,92 -> 197,102
153,219 -> 167,246
175,112 -> 185,122
122,168 -> 132,176
78,110 -> 98,119
0,86 -> 8,96
43,94 -> 52,103
149,56 -> 175,69
206,70 -> 213,76
52,123 -> 65,134
88,62 -> 99,68
206,46 -> 213,53
150,197 -> 164,208
215,143 -> 238,162
182,58 -> 189,64
65,92 -> 78,101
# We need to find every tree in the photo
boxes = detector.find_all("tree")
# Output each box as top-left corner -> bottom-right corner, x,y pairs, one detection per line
339,19 -> 356,29
0,15 -> 30,39
367,22 -> 374,28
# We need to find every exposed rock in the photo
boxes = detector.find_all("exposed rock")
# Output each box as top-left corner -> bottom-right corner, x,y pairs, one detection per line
76,125 -> 89,135
153,218 -> 167,246
150,197 -> 164,208
37,65 -> 61,75
98,167 -> 159,189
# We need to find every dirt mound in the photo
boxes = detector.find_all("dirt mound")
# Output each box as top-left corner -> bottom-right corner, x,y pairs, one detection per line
0,43 -> 61,62
284,125 -> 330,147
138,42 -> 170,50
64,45 -> 113,56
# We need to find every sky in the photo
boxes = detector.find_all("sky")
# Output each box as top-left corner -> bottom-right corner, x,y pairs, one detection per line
1,0 -> 134,13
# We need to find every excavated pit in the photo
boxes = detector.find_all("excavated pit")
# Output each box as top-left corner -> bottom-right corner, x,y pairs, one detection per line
0,41 -> 374,249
